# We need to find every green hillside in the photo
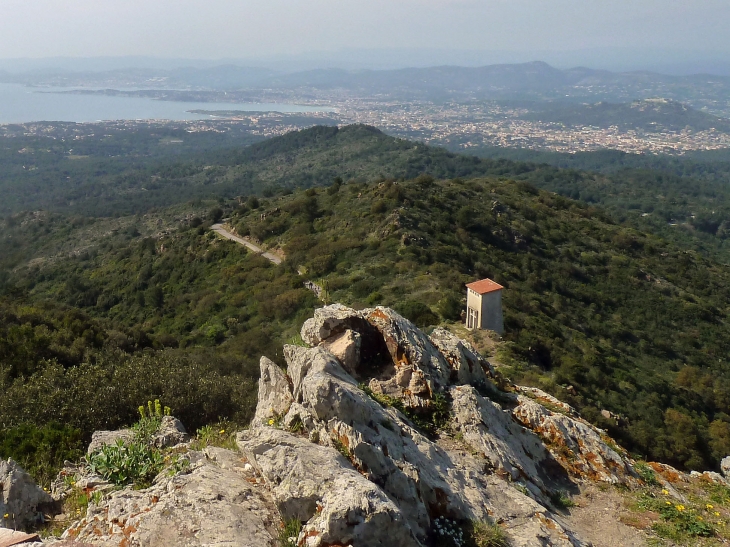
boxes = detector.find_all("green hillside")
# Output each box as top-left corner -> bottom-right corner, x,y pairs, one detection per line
5,172 -> 730,472
6,124 -> 730,263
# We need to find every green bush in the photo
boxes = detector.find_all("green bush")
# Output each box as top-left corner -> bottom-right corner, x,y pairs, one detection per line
0,422 -> 83,487
395,300 -> 439,328
0,350 -> 257,445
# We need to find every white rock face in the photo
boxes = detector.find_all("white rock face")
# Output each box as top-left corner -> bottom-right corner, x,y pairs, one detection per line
86,430 -> 134,455
239,427 -> 420,547
151,416 -> 190,448
63,449 -> 279,547
0,459 -> 53,531
254,356 -> 294,425
321,329 -> 361,375
512,396 -> 634,485
721,456 -> 730,479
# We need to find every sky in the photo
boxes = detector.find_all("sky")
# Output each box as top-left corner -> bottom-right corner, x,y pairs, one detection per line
0,0 -> 727,70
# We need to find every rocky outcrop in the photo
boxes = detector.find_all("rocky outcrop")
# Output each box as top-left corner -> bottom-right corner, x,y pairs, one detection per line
254,356 -> 294,426
240,428 -> 419,547
238,305 -> 646,546
150,416 -> 190,448
86,430 -> 134,456
0,460 -> 53,532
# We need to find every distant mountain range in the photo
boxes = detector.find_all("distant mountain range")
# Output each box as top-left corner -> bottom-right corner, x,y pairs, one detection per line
3,61 -> 730,106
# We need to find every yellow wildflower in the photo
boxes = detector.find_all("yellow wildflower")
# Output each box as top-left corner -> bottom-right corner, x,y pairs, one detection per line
665,501 -> 672,505
707,504 -> 714,510
3,513 -> 8,518
698,516 -> 703,521
661,489 -> 669,495
219,429 -> 226,434
716,511 -> 722,517
675,504 -> 685,511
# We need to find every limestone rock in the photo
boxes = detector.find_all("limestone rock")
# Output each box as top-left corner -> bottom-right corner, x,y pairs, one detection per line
429,327 -> 495,387
512,396 -> 635,485
254,356 -> 293,425
86,430 -> 134,455
62,449 -> 279,547
450,385 -> 564,494
238,427 -> 420,547
151,416 -> 190,448
300,303 -> 368,346
322,329 -> 362,374
247,342 -> 586,546
0,459 -> 53,532
721,456 -> 730,479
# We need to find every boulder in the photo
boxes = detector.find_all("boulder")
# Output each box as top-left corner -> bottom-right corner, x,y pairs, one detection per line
238,427 -> 420,547
363,307 -> 452,395
300,304 -> 368,346
151,415 -> 190,448
0,460 -> 53,532
429,327 -> 495,387
321,329 -> 361,374
0,528 -> 40,546
253,356 -> 293,425
721,456 -> 730,479
86,429 -> 134,455
450,385 -> 563,494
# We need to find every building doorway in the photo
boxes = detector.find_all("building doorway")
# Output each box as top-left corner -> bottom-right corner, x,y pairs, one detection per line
467,306 -> 479,329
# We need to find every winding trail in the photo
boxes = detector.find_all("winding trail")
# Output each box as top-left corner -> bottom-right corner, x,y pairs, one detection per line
211,223 -> 283,265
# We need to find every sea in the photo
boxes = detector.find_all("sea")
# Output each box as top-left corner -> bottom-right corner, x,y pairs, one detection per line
0,83 -> 330,124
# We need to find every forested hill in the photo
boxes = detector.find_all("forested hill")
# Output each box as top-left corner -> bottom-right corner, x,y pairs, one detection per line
5,172 -> 730,473
522,98 -> 730,132
6,123 -> 730,261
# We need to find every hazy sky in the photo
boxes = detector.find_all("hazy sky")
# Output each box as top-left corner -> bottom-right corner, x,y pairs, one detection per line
0,0 -> 727,60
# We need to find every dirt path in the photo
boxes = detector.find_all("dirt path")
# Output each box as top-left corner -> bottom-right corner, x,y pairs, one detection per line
211,223 -> 283,265
562,484 -> 649,546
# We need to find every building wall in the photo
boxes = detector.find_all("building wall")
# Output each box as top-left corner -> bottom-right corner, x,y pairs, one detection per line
466,288 -> 481,330
479,290 -> 504,334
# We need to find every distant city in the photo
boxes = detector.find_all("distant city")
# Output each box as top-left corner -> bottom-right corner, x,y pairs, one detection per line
3,61 -> 730,155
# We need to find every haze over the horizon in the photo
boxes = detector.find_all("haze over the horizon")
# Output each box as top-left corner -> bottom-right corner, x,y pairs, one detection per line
0,0 -> 728,73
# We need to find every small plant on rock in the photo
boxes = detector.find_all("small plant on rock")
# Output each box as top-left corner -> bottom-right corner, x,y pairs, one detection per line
635,461 -> 660,486
467,520 -> 511,547
278,518 -> 302,547
549,490 -> 575,510
430,516 -> 465,546
133,399 -> 170,443
192,422 -> 238,450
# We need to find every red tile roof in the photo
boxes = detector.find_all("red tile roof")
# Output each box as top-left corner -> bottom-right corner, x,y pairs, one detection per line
466,278 -> 504,295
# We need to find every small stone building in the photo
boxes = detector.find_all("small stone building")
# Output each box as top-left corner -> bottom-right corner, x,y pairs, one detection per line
465,278 -> 504,334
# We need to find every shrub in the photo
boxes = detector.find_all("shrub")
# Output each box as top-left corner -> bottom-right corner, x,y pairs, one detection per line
0,422 -> 83,487
395,300 -> 439,328
87,439 -> 164,488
